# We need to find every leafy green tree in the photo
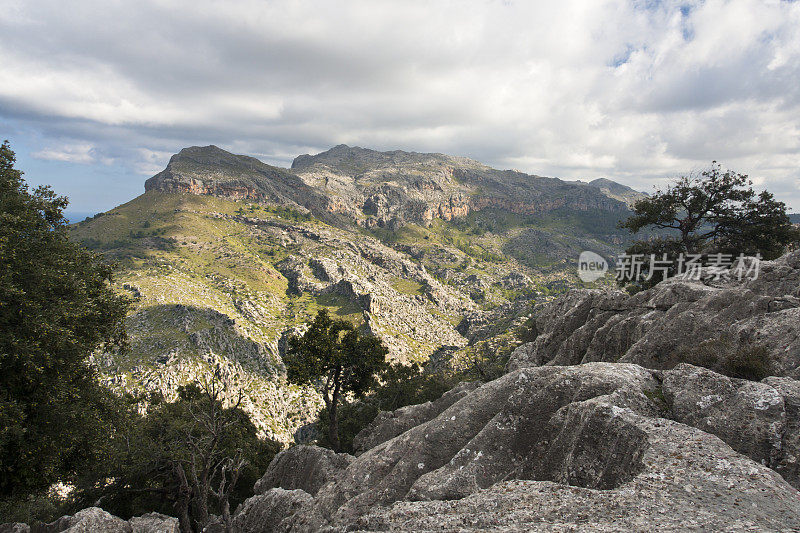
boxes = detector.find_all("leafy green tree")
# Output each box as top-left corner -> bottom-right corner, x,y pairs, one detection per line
71,383 -> 279,533
0,140 -> 129,500
619,162 -> 799,286
315,362 -> 451,453
285,309 -> 388,452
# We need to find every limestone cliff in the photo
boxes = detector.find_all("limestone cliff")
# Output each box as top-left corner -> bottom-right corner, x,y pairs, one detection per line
145,144 -> 633,229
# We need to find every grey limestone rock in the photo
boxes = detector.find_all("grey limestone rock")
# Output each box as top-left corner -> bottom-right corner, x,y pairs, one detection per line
352,381 -> 480,455
231,362 -> 800,531
230,489 -> 312,533
254,445 -> 354,497
508,251 -> 800,377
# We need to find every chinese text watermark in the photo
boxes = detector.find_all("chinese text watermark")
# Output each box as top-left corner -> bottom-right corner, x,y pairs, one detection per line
578,252 -> 762,283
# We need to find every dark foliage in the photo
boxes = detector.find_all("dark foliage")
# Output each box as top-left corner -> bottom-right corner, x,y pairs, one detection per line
0,141 -> 129,500
517,316 -> 539,344
619,162 -> 800,288
676,336 -> 772,381
285,309 -> 389,452
69,383 -> 279,532
315,362 -> 451,454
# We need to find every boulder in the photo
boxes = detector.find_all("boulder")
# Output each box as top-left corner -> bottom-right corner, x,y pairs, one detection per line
353,381 -> 479,454
0,525 -> 30,533
662,363 -> 786,470
253,445 -> 353,496
230,489 -> 312,533
763,375 -> 800,488
128,513 -> 178,533
35,508 -> 132,533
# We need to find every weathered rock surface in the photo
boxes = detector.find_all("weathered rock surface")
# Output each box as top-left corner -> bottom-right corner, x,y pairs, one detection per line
11,362 -> 800,532
509,251 -> 800,377
253,445 -> 353,496
352,381 -> 480,455
242,362 -> 800,531
662,363 -> 787,471
762,375 -> 800,488
3,509 -> 180,533
128,513 -> 179,533
33,507 -> 131,533
230,489 -> 312,533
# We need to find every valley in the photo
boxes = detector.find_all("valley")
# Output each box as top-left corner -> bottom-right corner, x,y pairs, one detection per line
70,144 -> 640,443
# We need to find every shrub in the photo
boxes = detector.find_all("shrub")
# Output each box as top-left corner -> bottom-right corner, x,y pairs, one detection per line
516,316 -> 539,343
677,335 -> 771,381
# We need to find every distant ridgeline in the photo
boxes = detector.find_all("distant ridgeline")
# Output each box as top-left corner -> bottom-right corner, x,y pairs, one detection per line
71,144 -> 643,443
145,144 -> 643,229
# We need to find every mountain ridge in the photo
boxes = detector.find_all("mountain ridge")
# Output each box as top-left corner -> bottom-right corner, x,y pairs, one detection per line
145,144 -> 644,230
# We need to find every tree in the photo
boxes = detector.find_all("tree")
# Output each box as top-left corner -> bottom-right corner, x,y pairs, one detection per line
0,141 -> 129,499
71,382 -> 279,533
315,362 -> 451,453
285,309 -> 388,452
619,162 -> 800,285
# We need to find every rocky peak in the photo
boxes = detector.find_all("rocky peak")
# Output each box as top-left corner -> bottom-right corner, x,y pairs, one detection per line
144,145 -> 327,213
290,144 -> 484,174
588,177 -> 648,206
146,144 -> 637,229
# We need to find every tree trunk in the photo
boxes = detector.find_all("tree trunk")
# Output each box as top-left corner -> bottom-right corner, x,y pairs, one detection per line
221,498 -> 232,533
328,388 -> 341,453
173,464 -> 194,533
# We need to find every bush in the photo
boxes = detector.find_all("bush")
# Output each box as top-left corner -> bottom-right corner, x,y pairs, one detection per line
677,335 -> 772,381
723,344 -> 771,381
516,316 -> 539,343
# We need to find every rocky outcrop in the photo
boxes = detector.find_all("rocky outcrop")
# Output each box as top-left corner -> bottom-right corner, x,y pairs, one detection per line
253,445 -> 353,496
662,364 -> 785,462
3,508 -> 178,533
128,513 -> 179,533
352,381 -> 480,454
763,375 -> 800,487
144,146 -> 326,215
227,362 -> 800,531
508,251 -> 800,377
13,362 -> 800,531
229,489 -> 311,533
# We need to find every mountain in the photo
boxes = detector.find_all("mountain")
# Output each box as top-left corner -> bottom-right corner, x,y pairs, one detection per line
148,144 -> 632,229
71,144 -> 641,443
587,177 -> 648,206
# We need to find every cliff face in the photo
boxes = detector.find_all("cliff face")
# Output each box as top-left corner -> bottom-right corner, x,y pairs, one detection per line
145,144 -> 634,229
144,145 -> 328,215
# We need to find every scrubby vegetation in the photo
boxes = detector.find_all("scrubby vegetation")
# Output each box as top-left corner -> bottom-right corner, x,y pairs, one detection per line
676,335 -> 772,381
69,383 -> 280,532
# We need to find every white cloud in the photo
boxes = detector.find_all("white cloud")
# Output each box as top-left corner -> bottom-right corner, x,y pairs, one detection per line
32,143 -> 96,164
1,0 -> 799,209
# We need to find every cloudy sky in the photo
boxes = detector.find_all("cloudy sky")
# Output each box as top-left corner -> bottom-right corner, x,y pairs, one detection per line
1,0 -> 799,213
